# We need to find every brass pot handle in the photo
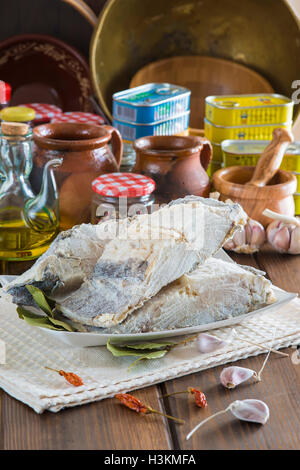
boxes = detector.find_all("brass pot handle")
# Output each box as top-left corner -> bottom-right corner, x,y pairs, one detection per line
61,0 -> 98,27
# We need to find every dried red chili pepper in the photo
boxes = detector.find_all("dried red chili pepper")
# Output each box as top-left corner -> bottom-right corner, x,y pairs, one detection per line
45,366 -> 83,387
115,393 -> 148,414
115,393 -> 184,424
188,388 -> 208,408
162,387 -> 208,408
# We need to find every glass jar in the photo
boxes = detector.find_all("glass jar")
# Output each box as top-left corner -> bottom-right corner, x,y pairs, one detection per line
120,141 -> 136,172
0,81 -> 11,110
0,106 -> 36,126
91,172 -> 156,224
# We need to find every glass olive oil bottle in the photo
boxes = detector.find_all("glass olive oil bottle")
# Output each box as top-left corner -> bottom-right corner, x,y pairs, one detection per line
0,122 -> 61,265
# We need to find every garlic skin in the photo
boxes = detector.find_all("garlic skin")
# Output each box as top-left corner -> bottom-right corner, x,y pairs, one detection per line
197,333 -> 227,353
230,399 -> 270,425
267,220 -> 300,254
186,399 -> 269,439
224,219 -> 266,254
220,366 -> 256,389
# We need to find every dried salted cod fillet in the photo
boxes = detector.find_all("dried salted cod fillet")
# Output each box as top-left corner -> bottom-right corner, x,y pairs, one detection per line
57,197 -> 247,328
4,224 -> 106,305
72,259 -> 276,333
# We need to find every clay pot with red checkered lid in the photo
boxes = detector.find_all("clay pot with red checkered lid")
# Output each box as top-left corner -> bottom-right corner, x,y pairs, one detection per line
31,122 -> 123,230
91,172 -> 156,223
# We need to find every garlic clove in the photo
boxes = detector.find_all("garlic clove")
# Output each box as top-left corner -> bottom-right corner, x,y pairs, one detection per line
197,333 -> 227,353
272,226 -> 291,253
289,226 -> 300,254
186,399 -> 270,439
250,222 -> 266,247
234,227 -> 246,247
224,219 -> 265,253
230,399 -> 270,425
266,220 -> 281,246
220,366 -> 255,389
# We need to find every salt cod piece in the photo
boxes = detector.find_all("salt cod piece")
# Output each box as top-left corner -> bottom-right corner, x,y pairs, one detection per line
57,197 -> 247,328
74,258 -> 275,334
4,224 -> 105,306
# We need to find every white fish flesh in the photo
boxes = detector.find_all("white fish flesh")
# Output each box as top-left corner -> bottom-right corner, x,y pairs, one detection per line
72,258 -> 275,333
4,224 -> 105,306
57,197 -> 247,328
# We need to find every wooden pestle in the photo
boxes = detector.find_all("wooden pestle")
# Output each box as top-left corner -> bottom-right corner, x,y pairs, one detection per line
247,128 -> 294,187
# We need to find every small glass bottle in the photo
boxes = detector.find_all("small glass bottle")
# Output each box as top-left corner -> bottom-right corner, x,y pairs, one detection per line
0,122 -> 60,269
0,106 -> 36,127
91,172 -> 156,224
0,81 -> 11,110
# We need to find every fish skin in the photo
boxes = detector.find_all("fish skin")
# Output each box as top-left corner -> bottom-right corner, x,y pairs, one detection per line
57,197 -> 247,328
71,258 -> 276,334
3,224 -> 106,306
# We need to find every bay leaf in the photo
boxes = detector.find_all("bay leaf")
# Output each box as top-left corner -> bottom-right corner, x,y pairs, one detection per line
25,285 -> 54,317
17,307 -> 66,331
107,340 -> 168,359
47,315 -> 74,332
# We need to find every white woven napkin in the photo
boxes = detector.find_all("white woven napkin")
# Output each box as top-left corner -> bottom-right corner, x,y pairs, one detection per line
0,296 -> 299,413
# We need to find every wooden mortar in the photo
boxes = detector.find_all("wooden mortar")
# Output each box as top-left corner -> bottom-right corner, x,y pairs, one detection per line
213,128 -> 297,227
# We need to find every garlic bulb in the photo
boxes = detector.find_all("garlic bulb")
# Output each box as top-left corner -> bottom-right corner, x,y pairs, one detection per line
224,218 -> 266,254
264,209 -> 300,254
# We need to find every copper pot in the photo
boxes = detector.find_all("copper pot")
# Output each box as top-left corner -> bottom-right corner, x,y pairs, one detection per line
133,135 -> 212,202
32,123 -> 122,230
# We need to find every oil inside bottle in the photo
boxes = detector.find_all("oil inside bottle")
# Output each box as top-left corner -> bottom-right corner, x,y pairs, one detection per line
0,208 -> 58,261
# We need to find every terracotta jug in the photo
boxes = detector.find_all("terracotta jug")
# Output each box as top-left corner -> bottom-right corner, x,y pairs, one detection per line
32,123 -> 122,230
133,135 -> 212,202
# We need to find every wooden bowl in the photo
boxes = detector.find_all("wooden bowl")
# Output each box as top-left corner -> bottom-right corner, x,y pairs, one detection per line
130,56 -> 273,129
213,166 -> 297,227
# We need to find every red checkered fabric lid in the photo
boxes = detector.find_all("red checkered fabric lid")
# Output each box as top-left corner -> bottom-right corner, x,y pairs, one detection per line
21,103 -> 63,123
0,81 -> 11,104
51,112 -> 105,126
92,172 -> 156,197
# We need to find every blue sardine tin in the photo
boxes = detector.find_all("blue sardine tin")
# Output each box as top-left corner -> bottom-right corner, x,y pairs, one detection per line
113,111 -> 190,142
113,83 -> 191,124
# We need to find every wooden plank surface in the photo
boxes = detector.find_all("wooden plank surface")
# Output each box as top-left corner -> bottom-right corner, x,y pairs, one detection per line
0,385 -> 171,450
0,250 -> 300,449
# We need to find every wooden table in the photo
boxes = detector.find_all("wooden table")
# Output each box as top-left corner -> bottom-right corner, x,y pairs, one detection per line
0,248 -> 300,450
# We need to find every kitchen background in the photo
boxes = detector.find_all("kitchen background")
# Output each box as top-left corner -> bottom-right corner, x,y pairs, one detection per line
0,0 -> 299,136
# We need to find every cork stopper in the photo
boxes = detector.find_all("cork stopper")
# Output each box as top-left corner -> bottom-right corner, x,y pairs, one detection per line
1,122 -> 29,136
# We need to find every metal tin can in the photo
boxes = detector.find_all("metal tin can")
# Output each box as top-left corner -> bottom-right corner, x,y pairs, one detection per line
221,140 -> 300,172
205,94 -> 294,126
207,160 -> 223,179
204,118 -> 292,143
113,83 -> 191,124
113,111 -> 190,142
294,193 -> 300,215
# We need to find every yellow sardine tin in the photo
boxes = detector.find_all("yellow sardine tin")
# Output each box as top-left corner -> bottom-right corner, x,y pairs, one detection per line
205,94 -> 294,126
221,140 -> 300,172
204,118 -> 292,143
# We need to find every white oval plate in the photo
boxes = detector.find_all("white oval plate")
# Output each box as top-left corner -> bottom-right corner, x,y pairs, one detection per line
37,287 -> 297,347
1,250 -> 297,347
